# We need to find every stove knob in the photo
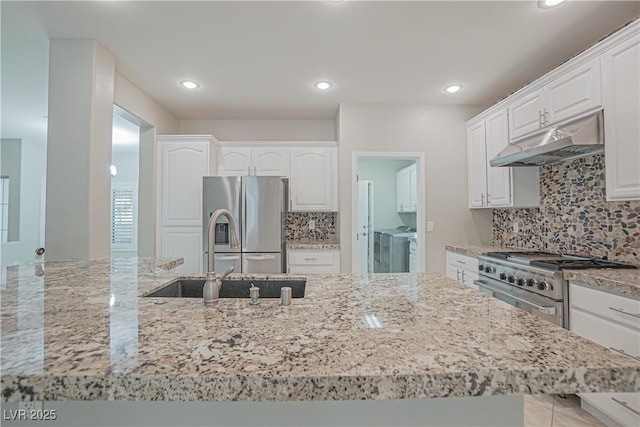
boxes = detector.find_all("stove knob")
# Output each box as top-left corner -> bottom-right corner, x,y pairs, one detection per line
537,281 -> 552,291
485,266 -> 495,274
499,272 -> 507,280
526,279 -> 537,287
516,278 -> 525,287
479,264 -> 485,272
507,275 -> 516,284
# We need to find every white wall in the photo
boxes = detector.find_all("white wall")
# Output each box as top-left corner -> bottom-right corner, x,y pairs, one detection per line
338,103 -> 492,273
358,159 -> 415,230
179,119 -> 335,141
114,72 -> 180,256
45,40 -> 115,260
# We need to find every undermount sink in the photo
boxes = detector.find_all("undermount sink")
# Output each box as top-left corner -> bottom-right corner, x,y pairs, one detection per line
145,278 -> 306,299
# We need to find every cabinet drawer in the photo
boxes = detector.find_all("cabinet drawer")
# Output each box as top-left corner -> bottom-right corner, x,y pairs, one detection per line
288,251 -> 334,265
580,392 -> 640,427
446,252 -> 479,273
571,308 -> 640,360
288,265 -> 335,274
570,283 -> 640,329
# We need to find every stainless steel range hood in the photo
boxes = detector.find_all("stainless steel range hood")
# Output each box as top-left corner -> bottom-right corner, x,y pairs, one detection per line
490,110 -> 604,167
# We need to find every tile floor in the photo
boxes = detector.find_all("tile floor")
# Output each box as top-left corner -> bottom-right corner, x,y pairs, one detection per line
524,394 -> 606,427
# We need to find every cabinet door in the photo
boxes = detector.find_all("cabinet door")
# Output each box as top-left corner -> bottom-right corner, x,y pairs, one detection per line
253,147 -> 290,177
508,88 -> 546,139
602,34 -> 640,201
467,121 -> 488,208
290,147 -> 335,211
408,164 -> 417,212
219,147 -> 252,176
161,227 -> 202,274
160,141 -> 210,226
485,110 -> 512,207
396,167 -> 409,212
547,57 -> 602,124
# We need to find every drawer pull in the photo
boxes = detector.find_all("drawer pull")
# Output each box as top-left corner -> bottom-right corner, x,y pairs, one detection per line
456,260 -> 466,265
609,347 -> 640,362
611,397 -> 640,416
304,258 -> 318,261
609,307 -> 640,319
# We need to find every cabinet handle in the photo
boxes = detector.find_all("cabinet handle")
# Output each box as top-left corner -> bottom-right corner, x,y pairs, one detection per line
456,260 -> 466,265
608,307 -> 640,319
611,397 -> 640,416
609,347 -> 640,362
461,270 -> 466,281
543,109 -> 549,125
481,193 -> 485,206
456,269 -> 461,281
303,258 -> 318,261
486,193 -> 491,204
538,110 -> 544,127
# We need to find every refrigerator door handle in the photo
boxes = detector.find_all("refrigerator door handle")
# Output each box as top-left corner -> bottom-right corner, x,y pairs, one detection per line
215,254 -> 241,261
244,254 -> 276,261
241,178 -> 247,248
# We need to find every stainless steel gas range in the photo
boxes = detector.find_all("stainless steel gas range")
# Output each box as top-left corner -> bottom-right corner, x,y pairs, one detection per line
474,251 -> 636,329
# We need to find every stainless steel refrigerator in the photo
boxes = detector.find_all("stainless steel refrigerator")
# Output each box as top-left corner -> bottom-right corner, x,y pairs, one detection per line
202,176 -> 287,274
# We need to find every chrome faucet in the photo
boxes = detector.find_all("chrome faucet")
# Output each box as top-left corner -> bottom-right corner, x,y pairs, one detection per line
204,209 -> 240,306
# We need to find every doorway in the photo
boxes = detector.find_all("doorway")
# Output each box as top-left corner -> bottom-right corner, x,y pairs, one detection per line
111,106 -> 141,256
352,152 -> 425,274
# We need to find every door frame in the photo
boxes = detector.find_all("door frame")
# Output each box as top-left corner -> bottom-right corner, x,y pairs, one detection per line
351,152 -> 426,273
356,179 -> 374,273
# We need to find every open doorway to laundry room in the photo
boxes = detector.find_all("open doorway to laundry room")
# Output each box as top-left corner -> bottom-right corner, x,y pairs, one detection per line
352,152 -> 425,274
110,106 -> 145,257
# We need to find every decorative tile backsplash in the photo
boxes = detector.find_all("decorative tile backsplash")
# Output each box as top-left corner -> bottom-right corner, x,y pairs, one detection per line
285,212 -> 337,241
493,154 -> 640,265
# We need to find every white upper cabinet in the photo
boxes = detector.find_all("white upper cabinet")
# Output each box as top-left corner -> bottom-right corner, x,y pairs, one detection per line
508,88 -> 546,139
218,147 -> 252,176
289,146 -> 337,211
546,58 -> 602,123
467,121 -> 488,208
469,19 -> 639,202
159,140 -> 210,226
508,58 -> 602,140
252,147 -> 290,177
468,110 -> 539,209
602,30 -> 640,201
218,145 -> 289,177
396,164 -> 417,213
485,111 -> 512,207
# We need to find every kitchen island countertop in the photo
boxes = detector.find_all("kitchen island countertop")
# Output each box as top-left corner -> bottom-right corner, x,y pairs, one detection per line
1,258 -> 638,402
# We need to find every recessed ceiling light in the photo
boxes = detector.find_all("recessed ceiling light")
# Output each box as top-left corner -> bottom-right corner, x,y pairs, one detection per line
314,81 -> 334,90
444,84 -> 463,94
538,0 -> 566,9
180,80 -> 200,89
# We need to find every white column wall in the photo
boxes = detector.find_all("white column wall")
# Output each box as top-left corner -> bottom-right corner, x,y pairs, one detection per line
45,40 -> 115,260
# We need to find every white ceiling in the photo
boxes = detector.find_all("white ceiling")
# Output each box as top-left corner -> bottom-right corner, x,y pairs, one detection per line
2,1 -> 639,122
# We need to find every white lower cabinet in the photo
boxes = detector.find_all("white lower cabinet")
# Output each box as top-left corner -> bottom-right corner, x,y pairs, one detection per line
445,251 -> 479,290
287,250 -> 340,274
570,282 -> 640,427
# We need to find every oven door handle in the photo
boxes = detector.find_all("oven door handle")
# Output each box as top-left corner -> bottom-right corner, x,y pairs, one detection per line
474,280 -> 557,315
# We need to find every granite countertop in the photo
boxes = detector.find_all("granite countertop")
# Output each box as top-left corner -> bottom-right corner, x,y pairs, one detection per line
445,244 -> 516,257
286,238 -> 340,250
2,258 -> 638,403
446,244 -> 639,299
564,269 -> 640,299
